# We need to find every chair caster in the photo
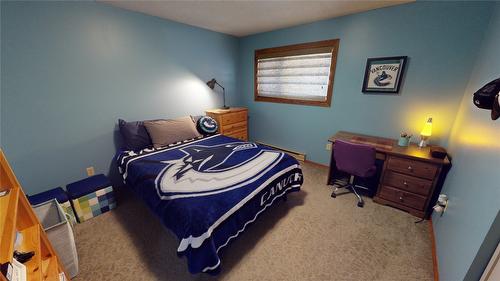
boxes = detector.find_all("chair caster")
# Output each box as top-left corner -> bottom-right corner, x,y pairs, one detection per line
331,192 -> 337,198
357,201 -> 364,208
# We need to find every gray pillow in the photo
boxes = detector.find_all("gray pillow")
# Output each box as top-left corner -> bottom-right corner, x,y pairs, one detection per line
144,116 -> 202,148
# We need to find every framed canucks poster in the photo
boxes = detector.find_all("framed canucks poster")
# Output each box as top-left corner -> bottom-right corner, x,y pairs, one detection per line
362,56 -> 407,94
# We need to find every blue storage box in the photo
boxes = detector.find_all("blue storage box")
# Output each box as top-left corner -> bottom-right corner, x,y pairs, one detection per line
67,174 -> 116,223
28,187 -> 77,225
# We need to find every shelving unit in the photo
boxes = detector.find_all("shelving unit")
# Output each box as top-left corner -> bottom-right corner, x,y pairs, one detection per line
0,150 -> 69,281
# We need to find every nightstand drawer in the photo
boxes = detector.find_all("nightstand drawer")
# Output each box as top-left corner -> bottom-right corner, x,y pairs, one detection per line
383,171 -> 433,196
225,130 -> 248,141
387,156 -> 438,179
221,111 -> 247,125
221,121 -> 247,135
378,185 -> 427,211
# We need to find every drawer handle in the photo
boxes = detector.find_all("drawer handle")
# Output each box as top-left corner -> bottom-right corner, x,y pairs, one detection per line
403,181 -> 408,186
399,196 -> 404,202
407,166 -> 413,171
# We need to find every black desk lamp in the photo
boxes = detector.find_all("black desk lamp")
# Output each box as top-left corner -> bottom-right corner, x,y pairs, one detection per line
206,78 -> 229,109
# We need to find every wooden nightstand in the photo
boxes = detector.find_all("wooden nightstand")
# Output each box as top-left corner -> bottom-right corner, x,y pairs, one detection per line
205,107 -> 248,141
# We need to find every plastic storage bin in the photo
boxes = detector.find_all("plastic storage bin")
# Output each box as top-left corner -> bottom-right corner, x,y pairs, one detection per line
33,199 -> 79,278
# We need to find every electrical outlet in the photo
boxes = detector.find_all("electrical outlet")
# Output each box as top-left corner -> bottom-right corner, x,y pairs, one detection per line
86,166 -> 95,177
326,142 -> 332,151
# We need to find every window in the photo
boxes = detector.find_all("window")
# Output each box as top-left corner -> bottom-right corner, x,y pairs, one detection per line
254,39 -> 339,107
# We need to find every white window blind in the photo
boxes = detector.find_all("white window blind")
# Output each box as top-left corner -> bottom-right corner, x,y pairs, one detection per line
256,52 -> 332,101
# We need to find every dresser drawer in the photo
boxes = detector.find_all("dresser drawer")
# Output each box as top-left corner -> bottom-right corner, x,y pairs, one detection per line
383,171 -> 433,196
378,185 -> 427,211
221,111 -> 247,125
221,121 -> 247,135
225,130 -> 248,141
387,157 -> 438,180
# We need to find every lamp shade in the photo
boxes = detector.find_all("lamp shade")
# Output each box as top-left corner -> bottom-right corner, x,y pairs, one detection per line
206,79 -> 216,89
420,117 -> 433,137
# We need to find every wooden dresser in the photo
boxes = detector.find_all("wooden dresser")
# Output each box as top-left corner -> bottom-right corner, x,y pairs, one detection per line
328,131 -> 451,219
205,107 -> 248,141
0,150 -> 69,280
374,152 -> 449,218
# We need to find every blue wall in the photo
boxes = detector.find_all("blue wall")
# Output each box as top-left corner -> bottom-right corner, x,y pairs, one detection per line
238,1 -> 493,165
1,2 -> 499,280
0,1 -> 239,194
432,4 -> 500,281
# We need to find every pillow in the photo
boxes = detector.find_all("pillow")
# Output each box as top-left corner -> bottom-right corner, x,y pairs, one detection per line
144,116 -> 202,148
196,116 -> 218,135
118,119 -> 153,151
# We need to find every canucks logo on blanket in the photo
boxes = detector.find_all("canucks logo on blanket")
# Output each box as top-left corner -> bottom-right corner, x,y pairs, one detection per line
118,134 -> 303,274
156,142 -> 283,198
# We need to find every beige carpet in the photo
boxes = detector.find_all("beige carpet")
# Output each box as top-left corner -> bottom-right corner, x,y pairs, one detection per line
72,163 -> 434,281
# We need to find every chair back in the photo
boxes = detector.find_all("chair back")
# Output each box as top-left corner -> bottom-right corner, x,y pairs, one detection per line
334,139 -> 376,178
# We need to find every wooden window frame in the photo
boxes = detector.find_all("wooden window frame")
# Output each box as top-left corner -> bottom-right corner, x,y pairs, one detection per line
254,39 -> 339,107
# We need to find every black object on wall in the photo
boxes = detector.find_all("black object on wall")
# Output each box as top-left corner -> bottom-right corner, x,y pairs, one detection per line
473,77 -> 500,120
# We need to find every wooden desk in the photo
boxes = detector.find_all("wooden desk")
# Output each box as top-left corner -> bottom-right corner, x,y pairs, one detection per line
328,131 -> 451,218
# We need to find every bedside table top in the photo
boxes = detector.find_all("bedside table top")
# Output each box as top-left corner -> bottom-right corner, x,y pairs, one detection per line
205,107 -> 247,114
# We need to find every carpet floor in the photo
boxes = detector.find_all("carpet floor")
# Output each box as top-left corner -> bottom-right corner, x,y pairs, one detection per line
72,162 -> 434,281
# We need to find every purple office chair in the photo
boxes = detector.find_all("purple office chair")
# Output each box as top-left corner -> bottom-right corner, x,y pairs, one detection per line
331,140 -> 377,207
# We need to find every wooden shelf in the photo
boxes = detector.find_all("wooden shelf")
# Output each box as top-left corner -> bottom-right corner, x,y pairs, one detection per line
0,150 -> 70,280
0,187 -> 19,263
18,225 -> 42,281
40,233 -> 65,281
41,256 -> 58,281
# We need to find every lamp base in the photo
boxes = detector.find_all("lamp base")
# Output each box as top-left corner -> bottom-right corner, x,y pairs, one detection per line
220,106 -> 230,110
418,136 -> 429,148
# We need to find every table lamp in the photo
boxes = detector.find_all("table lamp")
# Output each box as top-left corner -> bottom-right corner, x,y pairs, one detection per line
206,78 -> 229,109
418,117 -> 433,148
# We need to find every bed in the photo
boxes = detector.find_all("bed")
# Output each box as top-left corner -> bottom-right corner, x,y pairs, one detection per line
116,134 -> 303,274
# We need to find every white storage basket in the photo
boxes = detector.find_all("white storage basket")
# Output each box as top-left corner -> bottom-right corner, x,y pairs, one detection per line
33,199 -> 79,278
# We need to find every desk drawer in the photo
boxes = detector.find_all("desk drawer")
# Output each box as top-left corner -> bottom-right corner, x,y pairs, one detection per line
221,121 -> 247,135
225,130 -> 248,141
379,185 -> 427,211
383,171 -> 433,196
221,111 -> 247,125
387,157 -> 438,180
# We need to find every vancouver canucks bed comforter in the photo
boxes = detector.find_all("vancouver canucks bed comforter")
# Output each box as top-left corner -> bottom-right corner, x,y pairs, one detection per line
117,134 -> 303,274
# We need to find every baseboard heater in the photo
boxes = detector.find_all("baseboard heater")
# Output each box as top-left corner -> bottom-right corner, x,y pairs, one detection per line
255,141 -> 306,162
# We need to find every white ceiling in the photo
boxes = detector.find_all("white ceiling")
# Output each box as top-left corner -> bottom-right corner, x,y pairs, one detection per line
100,0 -> 414,37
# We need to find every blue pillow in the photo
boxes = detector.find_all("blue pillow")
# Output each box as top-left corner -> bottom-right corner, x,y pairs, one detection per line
196,116 -> 218,135
118,119 -> 152,151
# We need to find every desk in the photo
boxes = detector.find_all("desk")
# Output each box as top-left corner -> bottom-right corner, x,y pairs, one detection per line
328,131 -> 451,218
